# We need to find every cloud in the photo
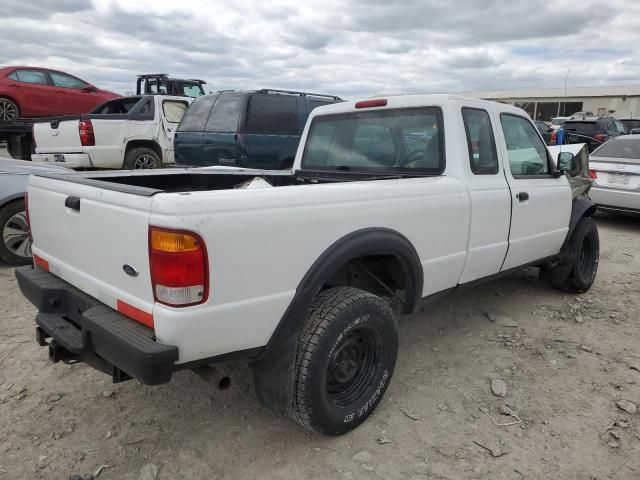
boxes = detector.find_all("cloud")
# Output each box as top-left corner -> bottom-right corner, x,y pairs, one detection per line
0,0 -> 638,98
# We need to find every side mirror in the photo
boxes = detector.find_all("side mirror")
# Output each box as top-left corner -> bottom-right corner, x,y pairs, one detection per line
557,151 -> 575,172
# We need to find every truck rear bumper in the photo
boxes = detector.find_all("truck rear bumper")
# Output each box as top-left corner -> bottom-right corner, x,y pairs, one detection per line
31,153 -> 92,168
15,266 -> 178,385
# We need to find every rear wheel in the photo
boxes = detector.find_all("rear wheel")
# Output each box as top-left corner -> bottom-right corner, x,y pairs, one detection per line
123,147 -> 161,169
0,97 -> 19,121
0,200 -> 32,266
292,287 -> 398,435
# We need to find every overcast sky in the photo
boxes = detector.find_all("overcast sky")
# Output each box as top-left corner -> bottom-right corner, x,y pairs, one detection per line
2,0 -> 639,98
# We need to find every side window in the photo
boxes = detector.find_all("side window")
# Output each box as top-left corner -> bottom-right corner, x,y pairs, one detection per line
50,72 -> 87,89
246,95 -> 299,135
462,108 -> 499,174
351,124 -> 396,166
614,120 -> 627,134
13,69 -> 48,85
205,93 -> 243,132
7,71 -> 18,81
162,101 -> 189,123
500,114 -> 550,176
177,95 -> 217,132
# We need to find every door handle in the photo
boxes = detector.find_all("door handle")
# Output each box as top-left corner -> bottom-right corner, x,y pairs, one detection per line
516,192 -> 529,201
65,196 -> 81,211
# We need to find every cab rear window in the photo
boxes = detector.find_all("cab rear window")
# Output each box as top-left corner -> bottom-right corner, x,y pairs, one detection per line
302,107 -> 444,174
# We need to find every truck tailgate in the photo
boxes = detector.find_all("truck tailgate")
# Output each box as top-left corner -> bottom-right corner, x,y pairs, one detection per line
33,119 -> 82,153
27,174 -> 155,318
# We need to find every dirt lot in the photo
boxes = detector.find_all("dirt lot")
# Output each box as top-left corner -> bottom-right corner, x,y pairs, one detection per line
1,214 -> 639,480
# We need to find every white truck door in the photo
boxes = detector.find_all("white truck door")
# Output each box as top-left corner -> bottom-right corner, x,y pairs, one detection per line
458,106 -> 512,283
496,112 -> 572,270
158,98 -> 191,165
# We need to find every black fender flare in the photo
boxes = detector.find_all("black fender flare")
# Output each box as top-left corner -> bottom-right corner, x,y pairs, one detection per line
562,197 -> 597,250
548,197 -> 597,285
252,227 -> 423,415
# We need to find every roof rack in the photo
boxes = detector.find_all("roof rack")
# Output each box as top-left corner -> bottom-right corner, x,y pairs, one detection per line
257,88 -> 342,101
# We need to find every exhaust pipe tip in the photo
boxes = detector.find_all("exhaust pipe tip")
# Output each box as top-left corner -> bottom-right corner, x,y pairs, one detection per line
193,366 -> 231,391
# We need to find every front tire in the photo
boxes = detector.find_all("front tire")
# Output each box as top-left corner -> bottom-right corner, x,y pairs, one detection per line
293,287 -> 398,435
544,217 -> 599,293
123,147 -> 161,169
0,97 -> 19,120
0,200 -> 32,266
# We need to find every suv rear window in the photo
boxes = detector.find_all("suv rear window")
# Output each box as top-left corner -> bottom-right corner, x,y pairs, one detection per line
563,121 -> 597,134
178,95 -> 217,132
246,94 -> 299,135
302,107 -> 444,174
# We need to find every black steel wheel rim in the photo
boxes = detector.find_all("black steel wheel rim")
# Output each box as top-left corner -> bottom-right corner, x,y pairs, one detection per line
578,235 -> 594,277
326,325 -> 382,408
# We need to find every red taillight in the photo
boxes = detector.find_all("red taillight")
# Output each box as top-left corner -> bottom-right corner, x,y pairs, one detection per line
149,226 -> 208,307
355,98 -> 387,109
78,119 -> 95,146
589,169 -> 597,179
594,133 -> 606,143
550,131 -> 557,145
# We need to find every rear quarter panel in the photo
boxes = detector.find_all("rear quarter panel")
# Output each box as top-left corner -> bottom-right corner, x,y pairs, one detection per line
149,176 -> 470,362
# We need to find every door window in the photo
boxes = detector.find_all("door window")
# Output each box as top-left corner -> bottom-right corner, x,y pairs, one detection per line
246,95 -> 299,135
205,93 -> 243,132
9,69 -> 48,85
462,108 -> 499,174
162,100 -> 189,123
613,119 -> 627,134
500,114 -> 550,176
50,72 -> 87,89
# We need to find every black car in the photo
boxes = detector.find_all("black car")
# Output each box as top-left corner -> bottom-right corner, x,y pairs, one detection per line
175,89 -> 342,169
534,121 -> 553,145
620,118 -> 640,134
563,117 -> 627,152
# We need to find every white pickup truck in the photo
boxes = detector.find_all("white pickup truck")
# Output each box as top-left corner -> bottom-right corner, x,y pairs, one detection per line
17,94 -> 598,435
30,95 -> 192,169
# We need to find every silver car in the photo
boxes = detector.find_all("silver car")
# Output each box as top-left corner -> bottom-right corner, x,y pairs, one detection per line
589,135 -> 640,214
0,158 -> 67,265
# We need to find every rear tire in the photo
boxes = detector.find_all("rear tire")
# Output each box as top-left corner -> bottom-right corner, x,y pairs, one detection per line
292,287 -> 398,435
0,97 -> 19,121
0,200 -> 32,266
123,147 -> 161,169
543,217 -> 599,293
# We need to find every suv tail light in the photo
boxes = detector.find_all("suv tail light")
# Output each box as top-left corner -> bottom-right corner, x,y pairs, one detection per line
589,169 -> 598,179
78,119 -> 95,146
594,133 -> 606,143
550,131 -> 557,145
149,227 -> 208,307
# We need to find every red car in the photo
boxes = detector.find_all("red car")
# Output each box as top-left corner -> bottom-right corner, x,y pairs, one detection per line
0,66 -> 120,120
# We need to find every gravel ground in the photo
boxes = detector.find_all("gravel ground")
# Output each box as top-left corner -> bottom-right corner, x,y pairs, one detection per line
1,213 -> 639,480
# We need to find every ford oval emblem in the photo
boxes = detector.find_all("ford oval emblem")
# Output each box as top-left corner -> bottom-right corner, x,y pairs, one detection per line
122,264 -> 139,277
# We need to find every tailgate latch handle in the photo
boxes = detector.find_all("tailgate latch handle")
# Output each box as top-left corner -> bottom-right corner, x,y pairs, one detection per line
65,196 -> 81,211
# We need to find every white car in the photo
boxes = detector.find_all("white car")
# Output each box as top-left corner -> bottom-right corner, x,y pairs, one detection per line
17,94 -> 598,435
550,116 -> 570,131
31,95 -> 192,169
589,134 -> 640,213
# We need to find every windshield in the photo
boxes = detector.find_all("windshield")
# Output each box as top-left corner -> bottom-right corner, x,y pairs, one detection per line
592,136 -> 640,162
301,107 -> 444,175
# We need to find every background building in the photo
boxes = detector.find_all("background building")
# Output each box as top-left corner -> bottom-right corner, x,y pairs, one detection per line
464,85 -> 640,121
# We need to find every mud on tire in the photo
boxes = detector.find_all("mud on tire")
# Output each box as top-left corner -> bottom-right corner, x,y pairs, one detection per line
292,286 -> 398,435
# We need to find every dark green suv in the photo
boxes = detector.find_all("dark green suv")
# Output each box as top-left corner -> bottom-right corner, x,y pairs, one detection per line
174,89 -> 342,169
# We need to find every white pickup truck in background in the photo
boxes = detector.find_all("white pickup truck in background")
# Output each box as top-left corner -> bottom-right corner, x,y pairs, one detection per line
17,94 -> 598,436
31,95 -> 192,169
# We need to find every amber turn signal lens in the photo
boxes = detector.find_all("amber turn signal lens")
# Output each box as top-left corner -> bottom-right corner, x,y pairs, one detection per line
150,229 -> 200,252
